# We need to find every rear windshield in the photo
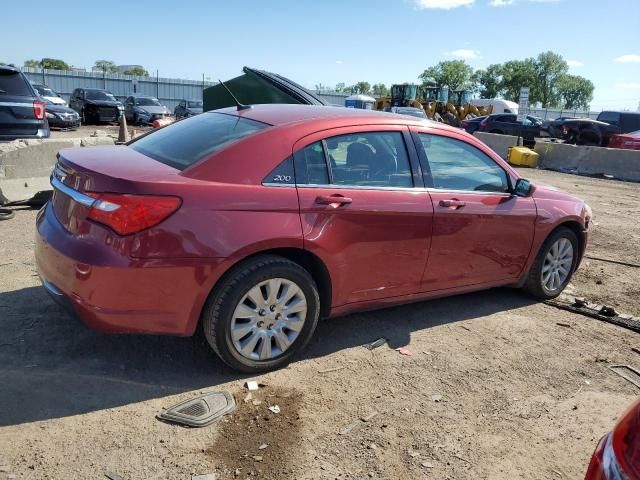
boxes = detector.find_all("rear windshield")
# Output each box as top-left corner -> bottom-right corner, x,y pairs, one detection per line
0,71 -> 32,96
130,112 -> 269,170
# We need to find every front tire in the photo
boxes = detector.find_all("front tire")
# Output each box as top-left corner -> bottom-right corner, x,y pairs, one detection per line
202,255 -> 320,373
523,227 -> 579,299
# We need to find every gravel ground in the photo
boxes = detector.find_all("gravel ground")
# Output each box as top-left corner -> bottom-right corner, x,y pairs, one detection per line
0,168 -> 638,480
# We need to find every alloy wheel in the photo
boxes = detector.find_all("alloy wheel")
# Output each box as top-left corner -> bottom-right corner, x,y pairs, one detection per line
541,238 -> 574,293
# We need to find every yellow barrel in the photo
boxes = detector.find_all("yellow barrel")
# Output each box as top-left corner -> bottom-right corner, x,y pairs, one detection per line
507,146 -> 539,167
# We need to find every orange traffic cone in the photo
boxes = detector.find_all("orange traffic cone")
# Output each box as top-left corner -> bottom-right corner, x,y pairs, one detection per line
117,114 -> 130,144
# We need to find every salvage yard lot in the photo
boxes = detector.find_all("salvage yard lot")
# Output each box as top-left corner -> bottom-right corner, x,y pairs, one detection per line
0,168 -> 638,479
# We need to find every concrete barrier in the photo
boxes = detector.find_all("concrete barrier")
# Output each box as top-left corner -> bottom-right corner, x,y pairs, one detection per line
473,132 -> 520,159
534,141 -> 640,182
0,135 -> 116,202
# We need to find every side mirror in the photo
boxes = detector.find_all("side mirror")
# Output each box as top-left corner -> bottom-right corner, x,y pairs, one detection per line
513,178 -> 533,197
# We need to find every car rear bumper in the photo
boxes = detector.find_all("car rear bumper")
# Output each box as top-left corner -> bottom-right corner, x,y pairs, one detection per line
0,127 -> 50,141
35,202 -> 225,336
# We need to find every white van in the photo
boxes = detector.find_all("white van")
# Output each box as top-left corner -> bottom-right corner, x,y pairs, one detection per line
470,98 -> 519,115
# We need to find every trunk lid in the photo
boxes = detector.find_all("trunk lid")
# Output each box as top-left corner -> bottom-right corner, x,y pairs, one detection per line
51,146 -> 180,234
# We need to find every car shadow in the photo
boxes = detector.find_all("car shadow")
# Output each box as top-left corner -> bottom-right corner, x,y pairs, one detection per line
0,285 -> 535,427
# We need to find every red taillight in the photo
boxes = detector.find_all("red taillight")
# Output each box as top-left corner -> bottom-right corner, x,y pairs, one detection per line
85,193 -> 181,235
33,100 -> 45,120
611,400 -> 640,478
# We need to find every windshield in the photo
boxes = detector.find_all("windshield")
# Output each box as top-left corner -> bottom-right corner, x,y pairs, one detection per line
130,112 -> 269,170
35,86 -> 58,97
136,97 -> 161,106
187,101 -> 203,108
86,90 -> 117,101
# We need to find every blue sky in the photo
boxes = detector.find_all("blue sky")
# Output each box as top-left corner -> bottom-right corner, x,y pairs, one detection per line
2,0 -> 639,110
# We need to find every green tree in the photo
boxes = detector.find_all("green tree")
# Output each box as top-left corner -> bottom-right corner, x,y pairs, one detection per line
535,51 -> 568,107
371,83 -> 389,96
123,66 -> 149,77
23,59 -> 41,68
334,82 -> 346,93
354,81 -> 371,95
94,60 -> 118,73
557,74 -> 594,110
499,58 -> 538,103
472,64 -> 503,98
419,60 -> 473,90
40,58 -> 70,70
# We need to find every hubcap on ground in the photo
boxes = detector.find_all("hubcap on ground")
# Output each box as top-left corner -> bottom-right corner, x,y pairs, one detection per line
230,278 -> 307,361
542,238 -> 574,293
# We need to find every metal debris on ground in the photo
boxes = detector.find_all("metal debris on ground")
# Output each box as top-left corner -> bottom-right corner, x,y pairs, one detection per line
157,391 -> 236,427
545,296 -> 640,334
607,364 -> 640,390
318,366 -> 345,374
396,347 -> 414,356
104,473 -> 125,480
556,322 -> 572,328
245,381 -> 260,391
268,405 -> 281,414
364,337 -> 387,350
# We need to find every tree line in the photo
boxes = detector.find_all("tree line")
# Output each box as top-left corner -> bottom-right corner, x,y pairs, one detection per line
22,58 -> 149,77
323,51 -> 594,110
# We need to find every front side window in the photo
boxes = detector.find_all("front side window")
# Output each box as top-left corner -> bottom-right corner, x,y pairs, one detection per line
418,134 -> 509,193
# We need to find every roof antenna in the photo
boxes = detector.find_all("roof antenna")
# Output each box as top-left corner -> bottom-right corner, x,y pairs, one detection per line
218,80 -> 251,111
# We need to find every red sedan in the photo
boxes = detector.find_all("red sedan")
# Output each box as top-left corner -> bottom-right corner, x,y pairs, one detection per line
585,398 -> 640,479
608,130 -> 640,150
35,105 -> 591,372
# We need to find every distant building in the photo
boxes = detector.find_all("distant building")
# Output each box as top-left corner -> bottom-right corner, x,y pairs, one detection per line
117,65 -> 143,74
70,66 -> 86,72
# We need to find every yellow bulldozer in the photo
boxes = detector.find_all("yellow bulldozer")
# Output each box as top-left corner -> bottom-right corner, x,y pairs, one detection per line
375,83 -> 493,126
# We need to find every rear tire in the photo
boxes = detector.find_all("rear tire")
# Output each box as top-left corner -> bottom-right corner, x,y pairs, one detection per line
523,227 -> 579,299
202,255 -> 320,373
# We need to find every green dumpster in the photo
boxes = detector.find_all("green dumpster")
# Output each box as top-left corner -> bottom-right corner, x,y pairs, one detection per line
203,66 -> 327,111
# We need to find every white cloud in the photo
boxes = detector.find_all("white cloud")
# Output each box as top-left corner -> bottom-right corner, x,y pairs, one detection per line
335,60 -> 343,65
566,60 -> 583,67
615,54 -> 640,63
414,0 -> 474,9
489,0 -> 514,5
448,49 -> 480,59
616,82 -> 640,89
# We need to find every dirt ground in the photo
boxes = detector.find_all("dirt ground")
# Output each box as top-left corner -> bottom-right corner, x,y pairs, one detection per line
0,168 -> 638,480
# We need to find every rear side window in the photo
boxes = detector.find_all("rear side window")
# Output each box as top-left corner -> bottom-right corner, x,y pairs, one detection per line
621,114 -> 640,132
130,112 -> 269,170
0,71 -> 32,96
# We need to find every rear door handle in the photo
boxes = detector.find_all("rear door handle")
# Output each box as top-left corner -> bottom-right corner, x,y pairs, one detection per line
439,199 -> 466,209
315,195 -> 352,206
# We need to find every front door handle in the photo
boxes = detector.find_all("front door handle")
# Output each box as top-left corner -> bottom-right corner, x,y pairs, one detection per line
315,195 -> 352,206
439,199 -> 466,209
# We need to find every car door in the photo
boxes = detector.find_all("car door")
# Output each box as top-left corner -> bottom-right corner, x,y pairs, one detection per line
293,125 -> 434,306
411,129 -> 537,291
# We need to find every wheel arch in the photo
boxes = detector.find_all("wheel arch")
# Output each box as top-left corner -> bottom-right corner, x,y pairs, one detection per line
202,247 -> 333,326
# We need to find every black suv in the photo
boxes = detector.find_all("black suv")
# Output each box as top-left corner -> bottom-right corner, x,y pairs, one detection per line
69,88 -> 123,124
0,64 -> 50,141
